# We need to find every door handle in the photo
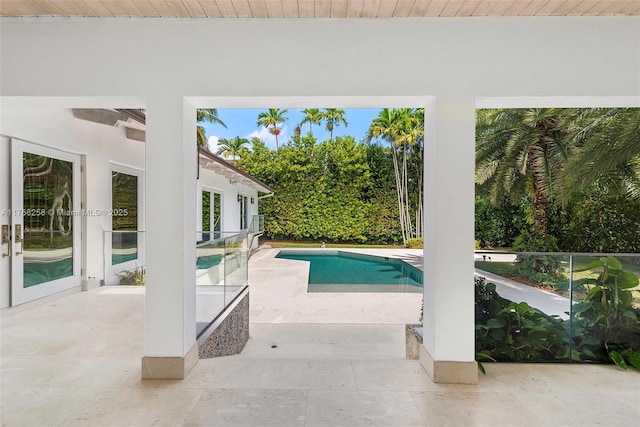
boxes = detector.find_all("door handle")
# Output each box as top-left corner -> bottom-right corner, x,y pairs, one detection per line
1,225 -> 9,258
15,224 -> 23,256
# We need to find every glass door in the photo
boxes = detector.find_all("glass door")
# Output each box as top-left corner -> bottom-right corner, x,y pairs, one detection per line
105,164 -> 143,284
10,139 -> 81,305
201,188 -> 222,242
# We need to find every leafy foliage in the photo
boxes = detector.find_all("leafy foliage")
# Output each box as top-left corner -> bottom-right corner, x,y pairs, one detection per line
476,256 -> 640,371
406,238 -> 423,249
555,185 -> 640,253
117,266 -> 145,285
571,256 -> 640,368
238,136 -> 403,244
475,277 -> 568,363
474,196 -> 526,248
196,109 -> 226,147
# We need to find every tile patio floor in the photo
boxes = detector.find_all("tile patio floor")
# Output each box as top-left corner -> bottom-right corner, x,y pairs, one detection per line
1,249 -> 638,426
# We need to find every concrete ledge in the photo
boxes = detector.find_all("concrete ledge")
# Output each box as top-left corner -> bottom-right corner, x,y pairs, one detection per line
141,342 -> 199,380
419,345 -> 478,384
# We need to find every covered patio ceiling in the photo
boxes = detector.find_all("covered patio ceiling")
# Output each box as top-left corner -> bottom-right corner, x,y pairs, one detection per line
1,1 -> 639,18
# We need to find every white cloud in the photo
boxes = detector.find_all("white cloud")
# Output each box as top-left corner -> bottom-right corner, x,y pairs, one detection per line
207,135 -> 220,153
248,126 -> 288,150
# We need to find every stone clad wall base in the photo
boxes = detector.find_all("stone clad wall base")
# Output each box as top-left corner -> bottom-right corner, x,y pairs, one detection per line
405,324 -> 423,360
419,345 -> 479,385
198,290 -> 249,359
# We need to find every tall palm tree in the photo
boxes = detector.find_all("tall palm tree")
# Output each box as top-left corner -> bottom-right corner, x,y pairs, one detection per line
323,109 -> 348,141
257,108 -> 288,149
216,136 -> 250,159
564,108 -> 640,201
196,109 -> 227,147
300,108 -> 323,136
367,108 -> 423,245
476,108 -> 577,238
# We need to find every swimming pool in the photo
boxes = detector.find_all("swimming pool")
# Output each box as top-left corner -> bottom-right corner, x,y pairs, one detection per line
276,250 -> 423,293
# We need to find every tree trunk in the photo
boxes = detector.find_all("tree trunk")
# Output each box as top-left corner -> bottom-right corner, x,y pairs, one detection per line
528,144 -> 549,238
391,144 -> 407,245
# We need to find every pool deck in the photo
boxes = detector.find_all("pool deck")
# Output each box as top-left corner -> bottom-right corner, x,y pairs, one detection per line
249,248 -> 423,324
1,248 -> 639,426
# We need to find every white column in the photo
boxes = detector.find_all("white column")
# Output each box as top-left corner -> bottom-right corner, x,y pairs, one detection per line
422,96 -> 477,384
142,95 -> 198,379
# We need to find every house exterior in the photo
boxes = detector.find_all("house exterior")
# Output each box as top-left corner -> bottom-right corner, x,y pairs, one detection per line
1,8 -> 638,383
0,108 -> 271,307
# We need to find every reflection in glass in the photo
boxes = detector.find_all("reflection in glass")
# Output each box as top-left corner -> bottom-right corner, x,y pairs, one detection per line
202,190 -> 211,242
112,172 -> 138,265
22,153 -> 74,287
213,193 -> 221,239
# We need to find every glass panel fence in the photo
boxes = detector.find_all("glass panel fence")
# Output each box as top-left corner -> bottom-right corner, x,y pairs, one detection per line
475,252 -> 640,367
196,231 -> 249,337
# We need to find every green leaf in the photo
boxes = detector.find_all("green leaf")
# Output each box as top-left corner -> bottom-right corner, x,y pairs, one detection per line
627,351 -> 640,371
476,351 -> 497,362
516,302 -> 532,313
622,310 -> 638,321
619,291 -> 633,308
606,256 -> 622,270
585,286 -> 603,301
477,361 -> 486,375
486,318 -> 507,329
608,350 -> 628,370
576,259 -> 605,272
617,271 -> 639,289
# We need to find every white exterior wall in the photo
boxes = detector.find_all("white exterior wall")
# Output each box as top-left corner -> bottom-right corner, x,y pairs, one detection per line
1,17 -> 637,366
197,168 -> 259,235
0,108 -> 145,307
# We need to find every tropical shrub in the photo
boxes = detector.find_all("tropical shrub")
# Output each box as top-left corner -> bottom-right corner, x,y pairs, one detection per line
513,232 -> 563,287
406,238 -> 423,249
117,266 -> 145,285
475,277 -> 568,363
474,196 -> 526,248
476,256 -> 640,371
571,256 -> 640,369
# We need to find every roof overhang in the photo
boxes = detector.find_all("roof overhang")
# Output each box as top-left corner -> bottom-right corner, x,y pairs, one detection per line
198,147 -> 274,195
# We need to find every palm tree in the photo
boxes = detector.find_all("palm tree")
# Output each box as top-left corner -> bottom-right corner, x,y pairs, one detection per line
257,108 -> 288,149
300,108 -> 323,136
476,108 -> 577,239
216,136 -> 250,160
367,108 -> 423,245
564,108 -> 640,201
323,109 -> 348,141
196,109 -> 227,147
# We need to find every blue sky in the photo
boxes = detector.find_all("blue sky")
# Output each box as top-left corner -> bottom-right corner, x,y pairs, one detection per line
201,108 -> 383,153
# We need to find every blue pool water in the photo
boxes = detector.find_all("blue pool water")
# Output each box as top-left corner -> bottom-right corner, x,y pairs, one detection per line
197,254 -> 223,269
276,250 -> 423,293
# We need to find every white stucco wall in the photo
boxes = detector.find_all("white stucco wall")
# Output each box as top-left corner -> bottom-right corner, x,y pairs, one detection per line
0,108 -> 145,306
1,17 -> 638,362
197,167 -> 260,235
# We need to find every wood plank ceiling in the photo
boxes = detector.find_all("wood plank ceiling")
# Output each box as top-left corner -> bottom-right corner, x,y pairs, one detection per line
1,1 -> 639,18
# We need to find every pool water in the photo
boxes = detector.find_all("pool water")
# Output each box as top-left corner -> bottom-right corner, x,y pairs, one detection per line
276,250 -> 423,293
197,254 -> 223,270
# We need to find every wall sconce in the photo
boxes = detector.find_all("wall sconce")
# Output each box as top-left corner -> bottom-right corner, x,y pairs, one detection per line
251,197 -> 255,204
237,194 -> 243,202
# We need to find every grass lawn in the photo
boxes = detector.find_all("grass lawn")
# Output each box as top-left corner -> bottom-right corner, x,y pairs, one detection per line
263,240 -> 405,249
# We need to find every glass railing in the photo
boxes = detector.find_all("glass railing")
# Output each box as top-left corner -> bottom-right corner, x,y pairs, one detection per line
248,214 -> 264,234
475,251 -> 640,367
103,230 -> 145,285
196,231 -> 249,337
